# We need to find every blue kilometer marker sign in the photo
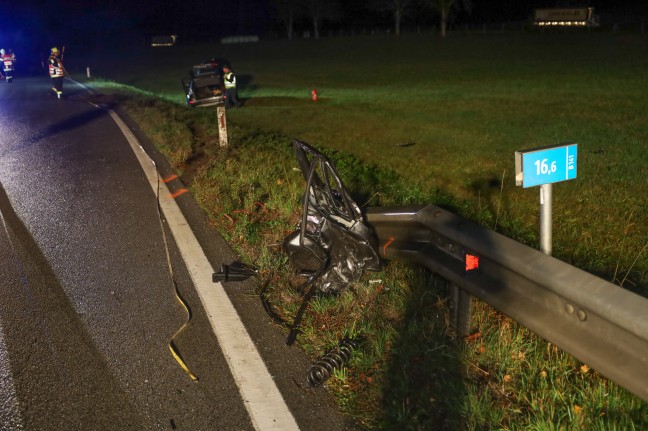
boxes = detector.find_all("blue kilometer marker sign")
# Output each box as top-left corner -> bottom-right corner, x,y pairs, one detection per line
515,143 -> 578,188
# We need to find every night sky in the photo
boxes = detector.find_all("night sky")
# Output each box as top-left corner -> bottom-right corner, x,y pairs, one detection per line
1,0 -> 645,58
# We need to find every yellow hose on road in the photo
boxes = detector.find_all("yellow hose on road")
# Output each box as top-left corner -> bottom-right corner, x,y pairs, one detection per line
156,173 -> 198,382
167,286 -> 198,382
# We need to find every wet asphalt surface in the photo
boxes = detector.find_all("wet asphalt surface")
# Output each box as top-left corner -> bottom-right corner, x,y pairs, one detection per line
0,75 -> 356,430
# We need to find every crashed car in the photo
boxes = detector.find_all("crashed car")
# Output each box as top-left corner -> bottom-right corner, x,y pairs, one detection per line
182,59 -> 227,107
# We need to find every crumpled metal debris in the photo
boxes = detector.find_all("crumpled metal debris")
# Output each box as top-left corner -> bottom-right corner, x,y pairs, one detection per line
282,140 -> 382,294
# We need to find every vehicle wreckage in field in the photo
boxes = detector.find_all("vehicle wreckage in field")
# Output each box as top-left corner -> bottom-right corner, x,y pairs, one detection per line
182,60 -> 226,108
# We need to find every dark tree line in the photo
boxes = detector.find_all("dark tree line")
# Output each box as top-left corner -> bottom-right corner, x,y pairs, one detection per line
5,0 -> 642,54
268,0 -> 473,39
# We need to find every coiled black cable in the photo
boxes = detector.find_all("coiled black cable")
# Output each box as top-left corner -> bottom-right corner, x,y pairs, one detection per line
307,337 -> 360,387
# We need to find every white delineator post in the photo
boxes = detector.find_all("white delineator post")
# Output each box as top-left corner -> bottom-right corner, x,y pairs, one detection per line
217,104 -> 228,147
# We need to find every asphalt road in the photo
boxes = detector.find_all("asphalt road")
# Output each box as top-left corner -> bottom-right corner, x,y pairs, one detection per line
0,75 -> 354,430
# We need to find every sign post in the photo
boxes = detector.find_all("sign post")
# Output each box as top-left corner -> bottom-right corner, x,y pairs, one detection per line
540,183 -> 552,254
515,143 -> 578,255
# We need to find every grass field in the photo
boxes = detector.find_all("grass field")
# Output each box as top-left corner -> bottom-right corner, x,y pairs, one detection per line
73,31 -> 648,429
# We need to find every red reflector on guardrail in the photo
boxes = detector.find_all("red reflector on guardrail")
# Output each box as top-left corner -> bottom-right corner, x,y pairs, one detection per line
465,253 -> 480,271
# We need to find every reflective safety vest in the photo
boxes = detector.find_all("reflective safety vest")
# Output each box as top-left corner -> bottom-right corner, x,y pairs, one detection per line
49,55 -> 64,77
224,72 -> 236,89
2,54 -> 13,70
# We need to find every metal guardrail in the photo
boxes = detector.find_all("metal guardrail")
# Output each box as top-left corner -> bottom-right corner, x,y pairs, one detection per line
365,204 -> 648,403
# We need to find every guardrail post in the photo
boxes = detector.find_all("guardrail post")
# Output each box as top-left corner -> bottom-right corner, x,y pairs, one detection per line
450,284 -> 472,337
216,105 -> 228,147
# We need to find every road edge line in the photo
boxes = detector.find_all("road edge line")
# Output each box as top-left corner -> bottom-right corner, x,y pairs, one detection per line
107,109 -> 300,431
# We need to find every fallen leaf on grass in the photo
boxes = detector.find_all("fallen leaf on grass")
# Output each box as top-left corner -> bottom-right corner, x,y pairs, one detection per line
465,331 -> 482,342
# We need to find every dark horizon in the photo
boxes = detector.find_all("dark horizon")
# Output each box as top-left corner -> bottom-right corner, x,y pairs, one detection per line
1,0 -> 645,59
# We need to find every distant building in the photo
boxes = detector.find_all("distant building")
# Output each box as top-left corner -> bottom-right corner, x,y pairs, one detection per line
533,7 -> 599,27
151,35 -> 178,47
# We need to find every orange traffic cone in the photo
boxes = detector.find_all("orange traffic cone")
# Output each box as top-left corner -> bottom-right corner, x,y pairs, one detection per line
311,88 -> 318,102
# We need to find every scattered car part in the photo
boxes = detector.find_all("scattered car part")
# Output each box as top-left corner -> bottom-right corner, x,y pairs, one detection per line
283,139 -> 382,294
212,261 -> 259,282
307,337 -> 360,387
281,139 -> 382,345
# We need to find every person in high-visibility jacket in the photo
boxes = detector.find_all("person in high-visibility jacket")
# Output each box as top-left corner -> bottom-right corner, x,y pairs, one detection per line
48,47 -> 65,98
1,49 -> 15,83
222,65 -> 242,108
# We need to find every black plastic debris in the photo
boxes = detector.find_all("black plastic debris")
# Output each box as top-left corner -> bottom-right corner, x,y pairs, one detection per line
212,261 -> 258,282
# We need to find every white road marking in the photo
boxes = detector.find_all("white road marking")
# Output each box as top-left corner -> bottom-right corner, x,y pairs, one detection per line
108,110 -> 300,431
0,213 -> 25,430
0,322 -> 24,430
